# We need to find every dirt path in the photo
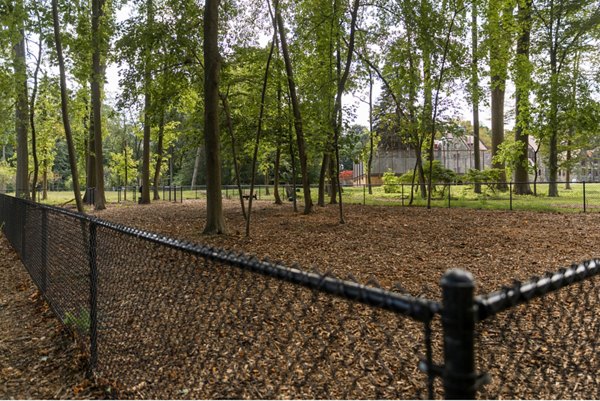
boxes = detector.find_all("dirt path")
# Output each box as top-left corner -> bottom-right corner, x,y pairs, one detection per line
0,234 -> 106,399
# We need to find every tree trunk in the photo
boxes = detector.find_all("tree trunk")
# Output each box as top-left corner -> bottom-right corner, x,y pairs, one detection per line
152,112 -> 165,200
276,4 -> 312,214
91,0 -> 107,209
190,146 -> 201,189
471,0 -> 481,194
330,0 -> 359,223
273,146 -> 282,204
30,8 -> 43,202
140,0 -> 153,204
83,99 -> 96,203
367,70 -> 374,194
317,152 -> 329,206
513,0 -> 533,195
203,0 -> 226,234
246,30 -> 276,237
52,0 -> 84,212
13,4 -> 29,200
220,93 -> 246,220
273,82 -> 283,205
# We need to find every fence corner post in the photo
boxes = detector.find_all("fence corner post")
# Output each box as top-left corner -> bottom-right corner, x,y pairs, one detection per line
88,220 -> 98,377
441,269 -> 477,399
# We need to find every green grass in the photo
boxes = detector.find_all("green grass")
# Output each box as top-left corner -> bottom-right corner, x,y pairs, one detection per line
17,181 -> 600,213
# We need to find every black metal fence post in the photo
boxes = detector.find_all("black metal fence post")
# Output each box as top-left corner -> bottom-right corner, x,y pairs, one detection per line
401,184 -> 405,206
448,183 -> 451,208
41,208 -> 48,294
441,269 -> 477,399
363,184 -> 366,205
583,181 -> 586,213
509,182 -> 513,211
180,186 -> 183,203
88,220 -> 99,376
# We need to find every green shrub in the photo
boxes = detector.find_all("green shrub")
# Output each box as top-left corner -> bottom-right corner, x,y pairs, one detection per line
382,169 -> 402,193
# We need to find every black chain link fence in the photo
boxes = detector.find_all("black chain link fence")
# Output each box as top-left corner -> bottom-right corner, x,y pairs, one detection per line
1,193 -> 598,399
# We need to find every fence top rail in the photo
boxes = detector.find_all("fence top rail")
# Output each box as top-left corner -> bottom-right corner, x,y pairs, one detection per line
0,193 -> 440,322
475,259 -> 599,321
94,216 -> 441,322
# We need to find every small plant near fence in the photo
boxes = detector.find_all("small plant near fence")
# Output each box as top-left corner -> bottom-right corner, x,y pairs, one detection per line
64,309 -> 91,336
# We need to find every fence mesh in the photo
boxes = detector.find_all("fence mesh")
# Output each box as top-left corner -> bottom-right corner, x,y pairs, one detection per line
92,224 -> 434,398
475,267 -> 599,399
2,193 -> 599,399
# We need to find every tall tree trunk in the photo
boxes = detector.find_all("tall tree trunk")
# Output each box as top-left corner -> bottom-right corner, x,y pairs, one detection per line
273,83 -> 283,205
273,146 -> 283,204
191,146 -> 201,189
471,0 -> 482,194
513,0 -> 533,195
30,9 -> 43,202
203,0 -> 226,234
91,0 -> 107,209
488,0 -> 511,191
246,30 -> 276,237
318,152 -> 329,206
83,98 -> 96,203
367,69 -> 374,194
330,0 -> 360,224
287,99 -> 298,212
152,111 -> 165,200
275,3 -> 312,214
548,50 -> 559,197
52,0 -> 84,212
13,2 -> 29,200
140,0 -> 153,204
426,6 -> 460,209
220,93 -> 246,220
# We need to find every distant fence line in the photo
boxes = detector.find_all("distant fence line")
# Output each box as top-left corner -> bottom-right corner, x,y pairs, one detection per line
10,180 -> 600,213
0,193 -> 598,399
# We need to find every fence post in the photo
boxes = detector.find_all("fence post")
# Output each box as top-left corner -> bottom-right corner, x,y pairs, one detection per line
41,208 -> 48,294
583,181 -> 586,213
448,183 -> 451,208
509,182 -> 513,211
401,184 -> 404,207
20,202 -> 27,260
88,220 -> 99,376
441,269 -> 477,399
363,184 -> 366,205
180,186 -> 183,203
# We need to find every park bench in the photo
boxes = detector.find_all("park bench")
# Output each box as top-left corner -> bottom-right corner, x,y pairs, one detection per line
242,192 -> 257,200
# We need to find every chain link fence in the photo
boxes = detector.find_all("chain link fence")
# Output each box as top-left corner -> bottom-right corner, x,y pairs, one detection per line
1,193 -> 598,399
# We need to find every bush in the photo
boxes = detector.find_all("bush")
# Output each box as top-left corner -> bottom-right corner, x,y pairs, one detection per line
382,169 -> 402,193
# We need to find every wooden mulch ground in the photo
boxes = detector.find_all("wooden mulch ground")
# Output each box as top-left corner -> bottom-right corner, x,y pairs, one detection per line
1,199 -> 599,398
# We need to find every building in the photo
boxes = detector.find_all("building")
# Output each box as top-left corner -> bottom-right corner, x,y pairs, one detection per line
353,134 -> 491,185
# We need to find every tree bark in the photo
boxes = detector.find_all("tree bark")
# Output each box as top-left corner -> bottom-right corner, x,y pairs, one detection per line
13,2 -> 29,200
140,0 -> 153,204
220,93 -> 246,219
513,0 -> 533,195
152,111 -> 165,200
52,0 -> 84,212
203,0 -> 227,234
275,3 -> 312,214
471,0 -> 481,194
273,146 -> 283,204
191,146 -> 201,189
91,0 -> 107,209
83,98 -> 96,203
30,7 -> 43,202
246,30 -> 276,237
